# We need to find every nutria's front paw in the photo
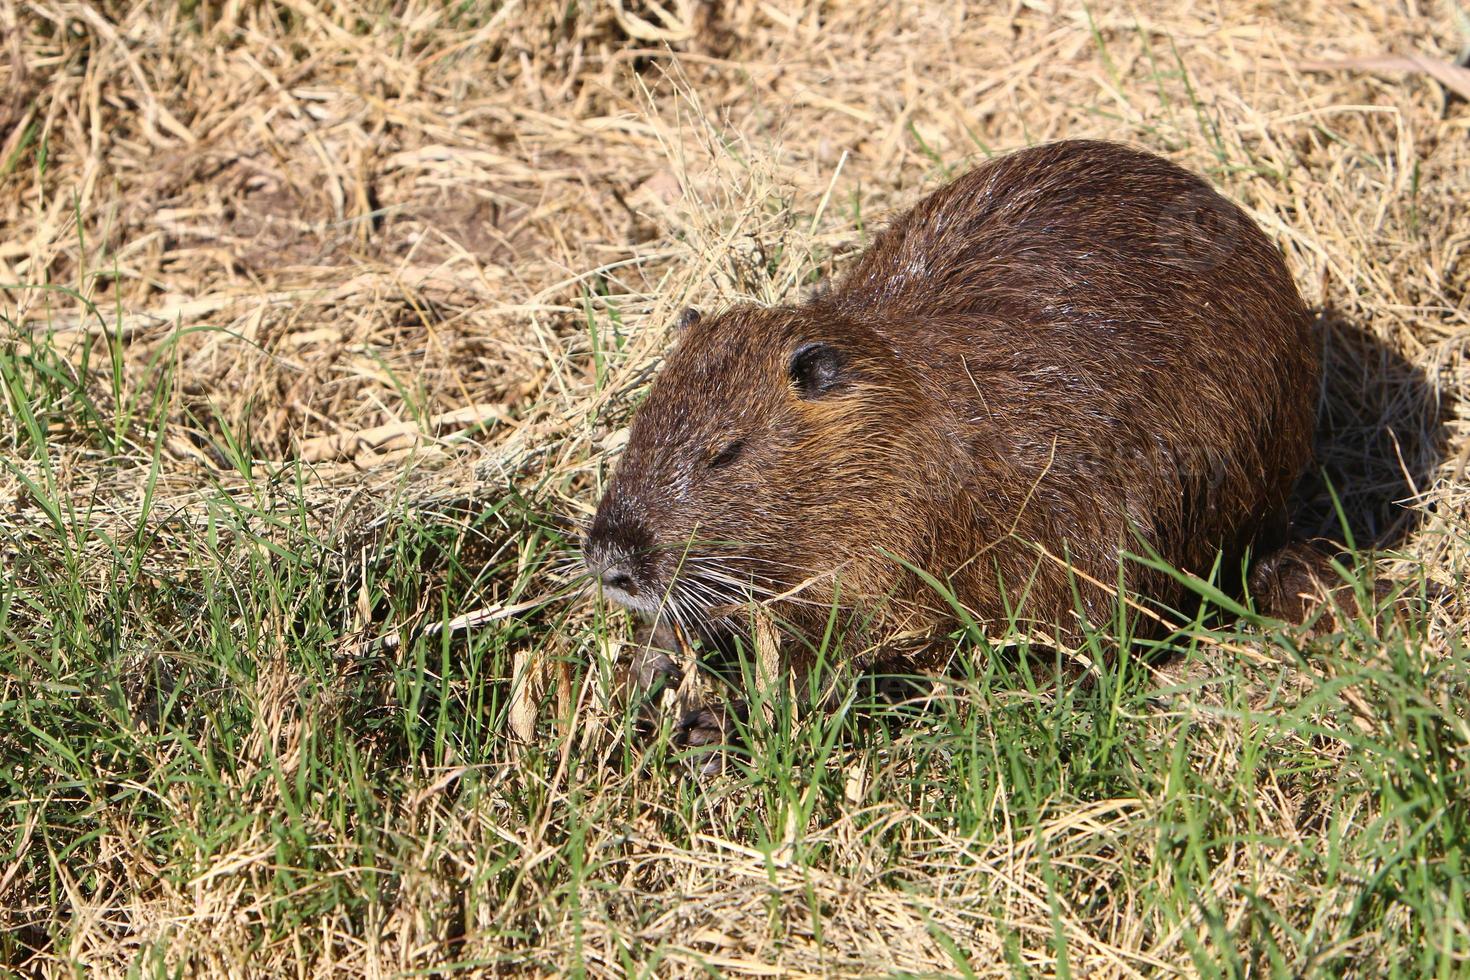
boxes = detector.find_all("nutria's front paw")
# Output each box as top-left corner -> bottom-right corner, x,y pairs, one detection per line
673,702 -> 746,774
607,624 -> 686,746
674,705 -> 727,747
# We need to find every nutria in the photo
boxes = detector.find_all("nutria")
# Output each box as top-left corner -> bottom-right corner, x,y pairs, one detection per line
584,139 -> 1319,743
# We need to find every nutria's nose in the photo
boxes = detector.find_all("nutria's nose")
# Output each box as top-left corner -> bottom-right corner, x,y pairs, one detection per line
583,542 -> 643,600
583,534 -> 647,598
599,564 -> 638,596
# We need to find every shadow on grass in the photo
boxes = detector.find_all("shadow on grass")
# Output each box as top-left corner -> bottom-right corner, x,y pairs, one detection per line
1291,307 -> 1450,550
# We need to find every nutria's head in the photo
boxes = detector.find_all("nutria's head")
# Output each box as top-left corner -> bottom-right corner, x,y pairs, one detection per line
584,305 -> 956,638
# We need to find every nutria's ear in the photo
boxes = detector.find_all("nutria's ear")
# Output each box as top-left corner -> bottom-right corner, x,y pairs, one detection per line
674,307 -> 701,331
789,342 -> 844,398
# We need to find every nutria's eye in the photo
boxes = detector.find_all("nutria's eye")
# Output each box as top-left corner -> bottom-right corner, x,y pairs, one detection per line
707,440 -> 744,469
789,342 -> 844,399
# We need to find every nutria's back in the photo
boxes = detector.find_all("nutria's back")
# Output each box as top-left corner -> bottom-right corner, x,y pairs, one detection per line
586,140 -> 1317,655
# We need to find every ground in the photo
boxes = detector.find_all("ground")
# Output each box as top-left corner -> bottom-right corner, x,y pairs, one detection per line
2,0 -> 1468,976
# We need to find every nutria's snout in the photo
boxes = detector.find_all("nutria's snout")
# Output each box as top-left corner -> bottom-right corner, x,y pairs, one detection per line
584,542 -> 640,601
583,493 -> 660,613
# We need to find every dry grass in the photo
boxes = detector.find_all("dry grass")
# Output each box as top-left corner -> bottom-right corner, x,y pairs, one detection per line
2,0 -> 1469,976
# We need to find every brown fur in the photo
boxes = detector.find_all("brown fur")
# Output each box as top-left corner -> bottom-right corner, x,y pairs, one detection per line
585,140 -> 1318,707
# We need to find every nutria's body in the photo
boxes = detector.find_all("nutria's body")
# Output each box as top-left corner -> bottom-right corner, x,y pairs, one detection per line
585,140 -> 1317,721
